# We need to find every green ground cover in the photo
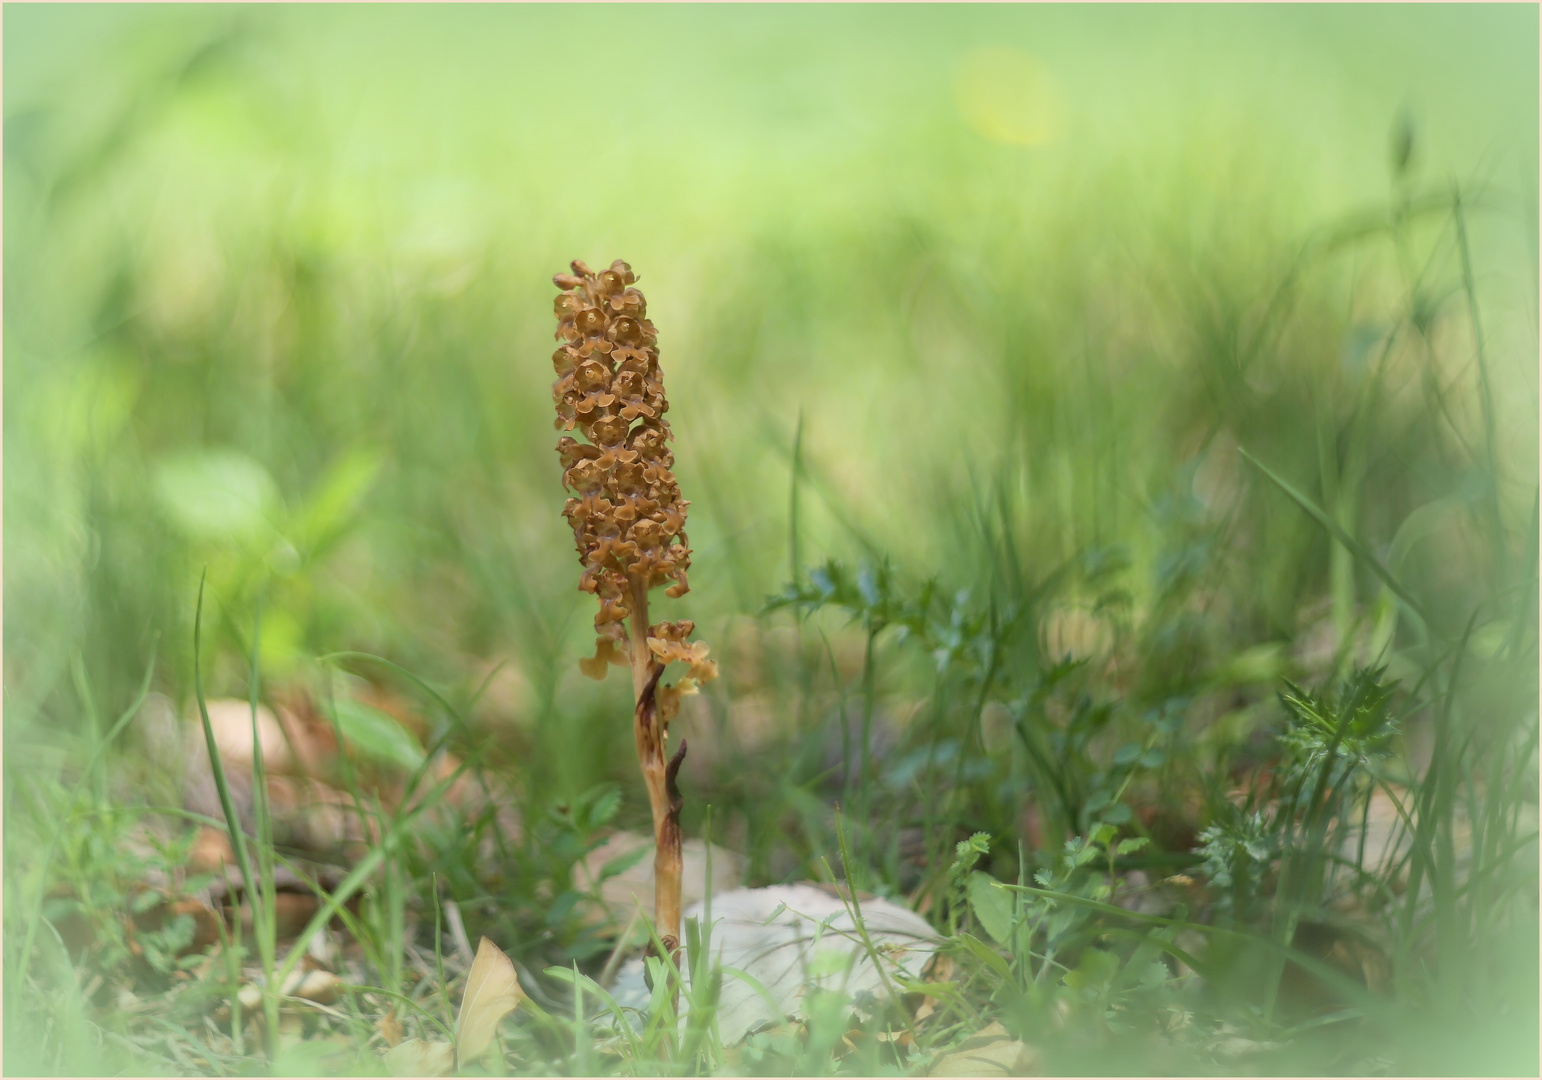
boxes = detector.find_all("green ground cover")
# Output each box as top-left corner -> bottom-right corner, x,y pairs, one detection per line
4,5 -> 1538,1075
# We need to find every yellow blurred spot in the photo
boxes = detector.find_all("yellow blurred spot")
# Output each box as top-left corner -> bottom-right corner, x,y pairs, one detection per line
953,46 -> 1065,147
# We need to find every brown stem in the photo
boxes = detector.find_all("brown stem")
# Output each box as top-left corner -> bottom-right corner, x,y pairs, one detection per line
657,738 -> 687,961
627,579 -> 684,963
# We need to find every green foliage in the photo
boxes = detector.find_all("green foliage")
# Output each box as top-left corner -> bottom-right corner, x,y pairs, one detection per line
5,3 -> 1539,1075
1276,666 -> 1399,793
1195,812 -> 1276,919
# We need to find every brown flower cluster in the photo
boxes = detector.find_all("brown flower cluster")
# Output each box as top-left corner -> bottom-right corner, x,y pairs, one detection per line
554,260 -> 688,617
552,259 -> 716,702
647,619 -> 718,725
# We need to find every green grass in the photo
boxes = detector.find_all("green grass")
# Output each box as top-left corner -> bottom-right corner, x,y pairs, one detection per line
4,5 -> 1538,1076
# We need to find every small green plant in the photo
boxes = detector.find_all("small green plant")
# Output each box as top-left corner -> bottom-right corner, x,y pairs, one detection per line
1195,810 -> 1276,923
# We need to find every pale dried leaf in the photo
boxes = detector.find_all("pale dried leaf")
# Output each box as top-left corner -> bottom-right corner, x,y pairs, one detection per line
294,969 -> 341,1004
384,1038 -> 455,1077
1213,1034 -> 1285,1058
972,1021 -> 1010,1039
189,825 -> 237,874
455,936 -> 521,1063
377,1009 -> 404,1049
929,1038 -> 1039,1076
931,1025 -> 1040,1076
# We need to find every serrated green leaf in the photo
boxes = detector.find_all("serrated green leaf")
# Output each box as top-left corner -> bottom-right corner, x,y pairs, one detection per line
954,831 -> 990,859
598,843 -> 650,883
1062,947 -> 1119,992
587,786 -> 622,828
1101,802 -> 1133,826
1116,837 -> 1150,856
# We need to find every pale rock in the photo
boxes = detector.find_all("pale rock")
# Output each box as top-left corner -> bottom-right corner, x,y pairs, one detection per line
609,884 -> 940,1044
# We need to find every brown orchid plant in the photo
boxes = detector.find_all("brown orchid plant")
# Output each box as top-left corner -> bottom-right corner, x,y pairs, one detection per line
550,258 -> 717,965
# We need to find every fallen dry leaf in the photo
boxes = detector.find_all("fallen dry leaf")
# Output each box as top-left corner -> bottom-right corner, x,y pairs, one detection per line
384,1037 -> 455,1077
293,969 -> 341,1005
377,1009 -> 404,1049
930,1038 -> 1039,1076
190,825 -> 237,875
929,1022 -> 1041,1077
455,936 -> 521,1064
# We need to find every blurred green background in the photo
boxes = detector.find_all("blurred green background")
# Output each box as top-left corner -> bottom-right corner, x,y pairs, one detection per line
7,2 -> 1535,718
4,4 -> 1539,1074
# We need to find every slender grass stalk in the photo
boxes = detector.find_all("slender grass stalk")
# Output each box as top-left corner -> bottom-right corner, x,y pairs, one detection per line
245,597 -> 282,1057
195,585 -> 495,1058
431,876 -> 453,1033
191,574 -> 281,1058
1239,448 -> 1435,636
831,809 -> 921,1045
790,407 -> 805,588
15,640 -> 157,994
267,755 -> 480,1002
210,856 -> 245,1057
857,624 -> 877,829
1451,185 -> 1507,586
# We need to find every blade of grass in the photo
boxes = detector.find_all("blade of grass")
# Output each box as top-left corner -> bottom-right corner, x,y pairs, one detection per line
758,413 -> 885,561
790,405 -> 804,585
16,637 -> 158,991
543,966 -> 644,1062
1451,183 -> 1506,584
192,573 -> 284,1058
267,755 -> 481,1002
246,595 -> 281,1057
1239,447 -> 1435,636
830,810 -> 920,1044
431,876 -> 453,1033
